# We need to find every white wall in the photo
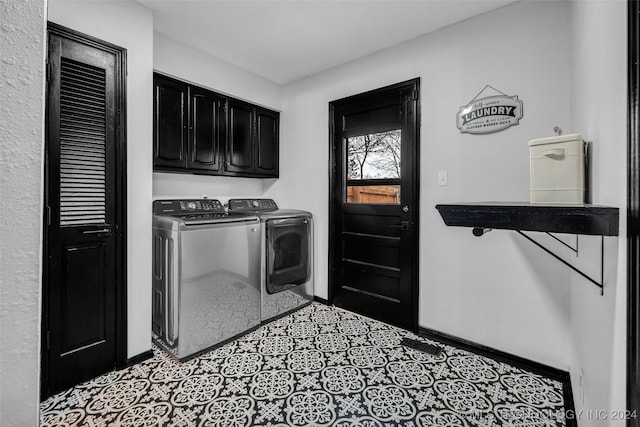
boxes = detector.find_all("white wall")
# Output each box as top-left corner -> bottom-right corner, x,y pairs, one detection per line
569,0 -> 627,423
47,0 -> 154,359
153,32 -> 283,200
277,0 -> 573,369
0,0 -> 46,423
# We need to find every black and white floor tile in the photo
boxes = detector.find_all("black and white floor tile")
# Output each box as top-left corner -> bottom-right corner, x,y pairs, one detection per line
40,303 -> 566,426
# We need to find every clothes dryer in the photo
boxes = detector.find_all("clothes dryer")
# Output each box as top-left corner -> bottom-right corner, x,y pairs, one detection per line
228,199 -> 314,322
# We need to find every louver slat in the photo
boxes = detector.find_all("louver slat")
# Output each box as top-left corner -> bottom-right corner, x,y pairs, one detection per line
61,84 -> 106,100
59,58 -> 107,226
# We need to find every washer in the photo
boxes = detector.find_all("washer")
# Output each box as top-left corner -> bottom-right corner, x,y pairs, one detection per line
228,199 -> 314,322
152,199 -> 261,360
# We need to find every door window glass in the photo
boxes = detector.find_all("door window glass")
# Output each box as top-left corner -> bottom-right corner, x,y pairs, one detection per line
346,130 -> 401,204
347,130 -> 401,179
346,185 -> 400,204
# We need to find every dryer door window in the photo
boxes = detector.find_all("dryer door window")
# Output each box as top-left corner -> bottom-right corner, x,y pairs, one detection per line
267,218 -> 311,294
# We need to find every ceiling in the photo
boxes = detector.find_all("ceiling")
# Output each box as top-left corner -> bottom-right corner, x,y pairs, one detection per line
139,0 -> 519,85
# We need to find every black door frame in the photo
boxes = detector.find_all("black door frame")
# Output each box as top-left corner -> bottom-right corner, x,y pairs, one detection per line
628,1 -> 640,424
328,78 -> 420,331
41,22 -> 127,399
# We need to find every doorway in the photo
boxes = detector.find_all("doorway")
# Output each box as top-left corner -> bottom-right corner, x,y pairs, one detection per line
329,79 -> 420,331
42,23 -> 127,398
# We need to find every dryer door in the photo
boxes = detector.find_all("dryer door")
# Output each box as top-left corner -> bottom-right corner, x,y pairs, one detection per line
266,217 -> 311,294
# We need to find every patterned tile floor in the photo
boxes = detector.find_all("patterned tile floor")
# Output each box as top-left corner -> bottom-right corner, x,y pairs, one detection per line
40,303 -> 567,426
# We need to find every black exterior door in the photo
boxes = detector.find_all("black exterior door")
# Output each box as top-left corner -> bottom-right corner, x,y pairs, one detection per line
330,79 -> 420,331
43,24 -> 126,397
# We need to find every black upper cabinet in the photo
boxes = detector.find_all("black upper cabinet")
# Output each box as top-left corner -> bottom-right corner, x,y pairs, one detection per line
226,99 -> 254,174
189,87 -> 222,172
154,74 -> 188,169
153,72 -> 279,178
255,107 -> 279,176
225,102 -> 280,177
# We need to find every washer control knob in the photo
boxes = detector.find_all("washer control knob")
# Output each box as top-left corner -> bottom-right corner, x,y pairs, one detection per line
252,200 -> 260,208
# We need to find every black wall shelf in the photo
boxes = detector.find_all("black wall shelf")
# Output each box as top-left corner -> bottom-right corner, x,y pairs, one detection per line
435,202 -> 620,295
435,202 -> 619,236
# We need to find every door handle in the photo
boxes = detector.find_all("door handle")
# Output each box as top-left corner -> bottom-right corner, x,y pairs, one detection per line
390,221 -> 410,231
82,228 -> 112,236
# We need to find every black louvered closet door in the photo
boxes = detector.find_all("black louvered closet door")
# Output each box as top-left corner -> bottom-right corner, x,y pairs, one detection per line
44,26 -> 125,397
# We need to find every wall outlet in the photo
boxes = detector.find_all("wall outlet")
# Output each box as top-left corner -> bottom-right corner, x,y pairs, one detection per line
438,170 -> 448,186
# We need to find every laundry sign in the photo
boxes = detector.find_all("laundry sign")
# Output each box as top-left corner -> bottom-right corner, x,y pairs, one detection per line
456,85 -> 523,134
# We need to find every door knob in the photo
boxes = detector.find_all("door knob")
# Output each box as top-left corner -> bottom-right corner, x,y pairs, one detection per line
402,205 -> 409,213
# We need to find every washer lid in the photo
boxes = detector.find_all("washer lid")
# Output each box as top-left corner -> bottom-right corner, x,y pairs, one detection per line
180,214 -> 259,226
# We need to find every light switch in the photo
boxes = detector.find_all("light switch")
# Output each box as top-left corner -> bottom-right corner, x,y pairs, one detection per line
438,170 -> 448,186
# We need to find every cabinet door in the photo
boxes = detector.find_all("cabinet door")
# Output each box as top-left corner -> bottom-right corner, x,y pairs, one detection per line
226,99 -> 254,173
154,74 -> 188,169
255,108 -> 279,177
189,87 -> 222,172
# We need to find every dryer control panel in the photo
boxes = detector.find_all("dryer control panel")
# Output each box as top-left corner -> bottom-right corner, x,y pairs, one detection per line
228,199 -> 278,212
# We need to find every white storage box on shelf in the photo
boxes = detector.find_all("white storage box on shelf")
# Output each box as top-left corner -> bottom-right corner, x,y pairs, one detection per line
529,133 -> 586,204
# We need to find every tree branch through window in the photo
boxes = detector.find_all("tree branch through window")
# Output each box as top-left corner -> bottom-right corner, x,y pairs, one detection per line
347,130 -> 401,180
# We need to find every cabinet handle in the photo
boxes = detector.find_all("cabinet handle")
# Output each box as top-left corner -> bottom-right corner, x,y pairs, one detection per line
543,148 -> 565,157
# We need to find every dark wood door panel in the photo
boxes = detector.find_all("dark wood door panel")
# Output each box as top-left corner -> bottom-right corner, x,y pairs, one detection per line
342,103 -> 402,136
343,237 -> 400,269
189,87 -> 221,171
334,288 -> 406,327
226,99 -> 254,173
154,74 -> 187,168
59,242 -> 111,354
255,108 -> 279,176
343,213 -> 401,237
342,203 -> 399,215
50,324 -> 114,394
342,265 -> 400,301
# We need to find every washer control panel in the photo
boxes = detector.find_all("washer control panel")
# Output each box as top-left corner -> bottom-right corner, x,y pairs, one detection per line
153,199 -> 225,216
228,199 -> 278,212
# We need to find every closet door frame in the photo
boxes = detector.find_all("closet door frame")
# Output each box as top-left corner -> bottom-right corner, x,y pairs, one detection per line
42,22 -> 127,398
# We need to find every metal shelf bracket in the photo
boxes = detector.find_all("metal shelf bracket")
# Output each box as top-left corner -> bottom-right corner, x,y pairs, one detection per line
515,230 -> 604,295
471,227 -> 605,294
